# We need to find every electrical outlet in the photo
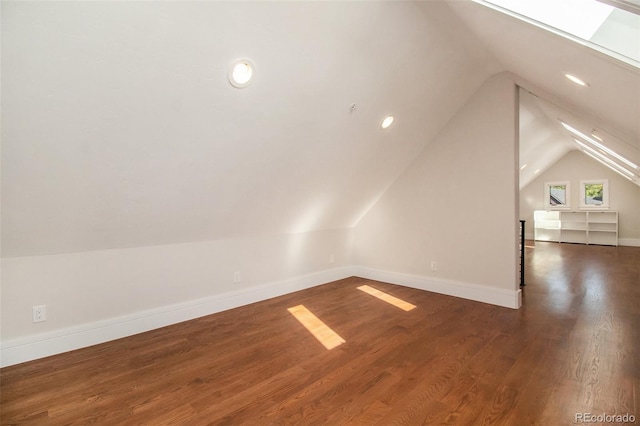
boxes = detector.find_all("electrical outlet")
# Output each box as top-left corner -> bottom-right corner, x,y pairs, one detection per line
233,271 -> 241,283
430,260 -> 438,271
329,254 -> 335,264
33,305 -> 46,323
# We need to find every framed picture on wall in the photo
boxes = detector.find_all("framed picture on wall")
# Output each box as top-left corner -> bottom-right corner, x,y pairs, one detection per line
544,181 -> 570,209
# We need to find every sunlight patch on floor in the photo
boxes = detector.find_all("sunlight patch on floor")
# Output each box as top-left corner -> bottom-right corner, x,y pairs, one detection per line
287,305 -> 345,350
357,285 -> 416,311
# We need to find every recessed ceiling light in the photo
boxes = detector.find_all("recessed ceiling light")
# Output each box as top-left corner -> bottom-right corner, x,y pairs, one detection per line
520,164 -> 527,170
229,59 -> 255,88
381,115 -> 394,129
564,73 -> 589,87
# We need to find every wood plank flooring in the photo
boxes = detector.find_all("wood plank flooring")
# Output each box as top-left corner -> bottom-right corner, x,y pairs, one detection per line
1,241 -> 639,425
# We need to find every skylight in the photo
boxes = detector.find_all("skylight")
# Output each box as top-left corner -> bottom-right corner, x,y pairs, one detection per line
480,0 -> 640,66
574,139 -> 636,178
488,0 -> 614,39
560,122 -> 639,171
559,121 -> 640,186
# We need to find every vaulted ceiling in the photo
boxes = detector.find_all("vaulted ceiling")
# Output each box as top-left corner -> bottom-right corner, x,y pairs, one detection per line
2,1 -> 638,258
449,1 -> 639,141
1,1 -> 501,257
447,1 -> 640,189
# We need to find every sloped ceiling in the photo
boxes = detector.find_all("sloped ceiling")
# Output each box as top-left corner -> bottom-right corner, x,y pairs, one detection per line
520,88 -> 640,189
4,1 -> 638,258
446,1 -> 640,190
448,1 -> 640,142
1,1 -> 502,257
519,89 -> 574,189
522,89 -> 640,188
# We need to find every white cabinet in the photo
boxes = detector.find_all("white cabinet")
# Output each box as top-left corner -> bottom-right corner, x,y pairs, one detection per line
561,212 -> 589,244
534,210 -> 618,246
533,210 -> 561,242
586,211 -> 618,246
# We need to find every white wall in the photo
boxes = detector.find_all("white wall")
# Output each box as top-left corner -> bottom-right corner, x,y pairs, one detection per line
0,229 -> 353,366
1,73 -> 523,367
520,150 -> 640,245
0,0 -> 504,367
353,73 -> 520,308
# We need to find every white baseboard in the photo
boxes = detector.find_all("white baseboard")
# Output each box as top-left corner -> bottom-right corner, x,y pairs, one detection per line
529,238 -> 639,247
352,266 -> 522,310
619,238 -> 640,247
0,266 -> 353,368
1,264 -> 525,367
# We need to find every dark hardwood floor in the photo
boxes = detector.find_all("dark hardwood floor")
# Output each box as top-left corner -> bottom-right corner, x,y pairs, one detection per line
1,241 -> 639,425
